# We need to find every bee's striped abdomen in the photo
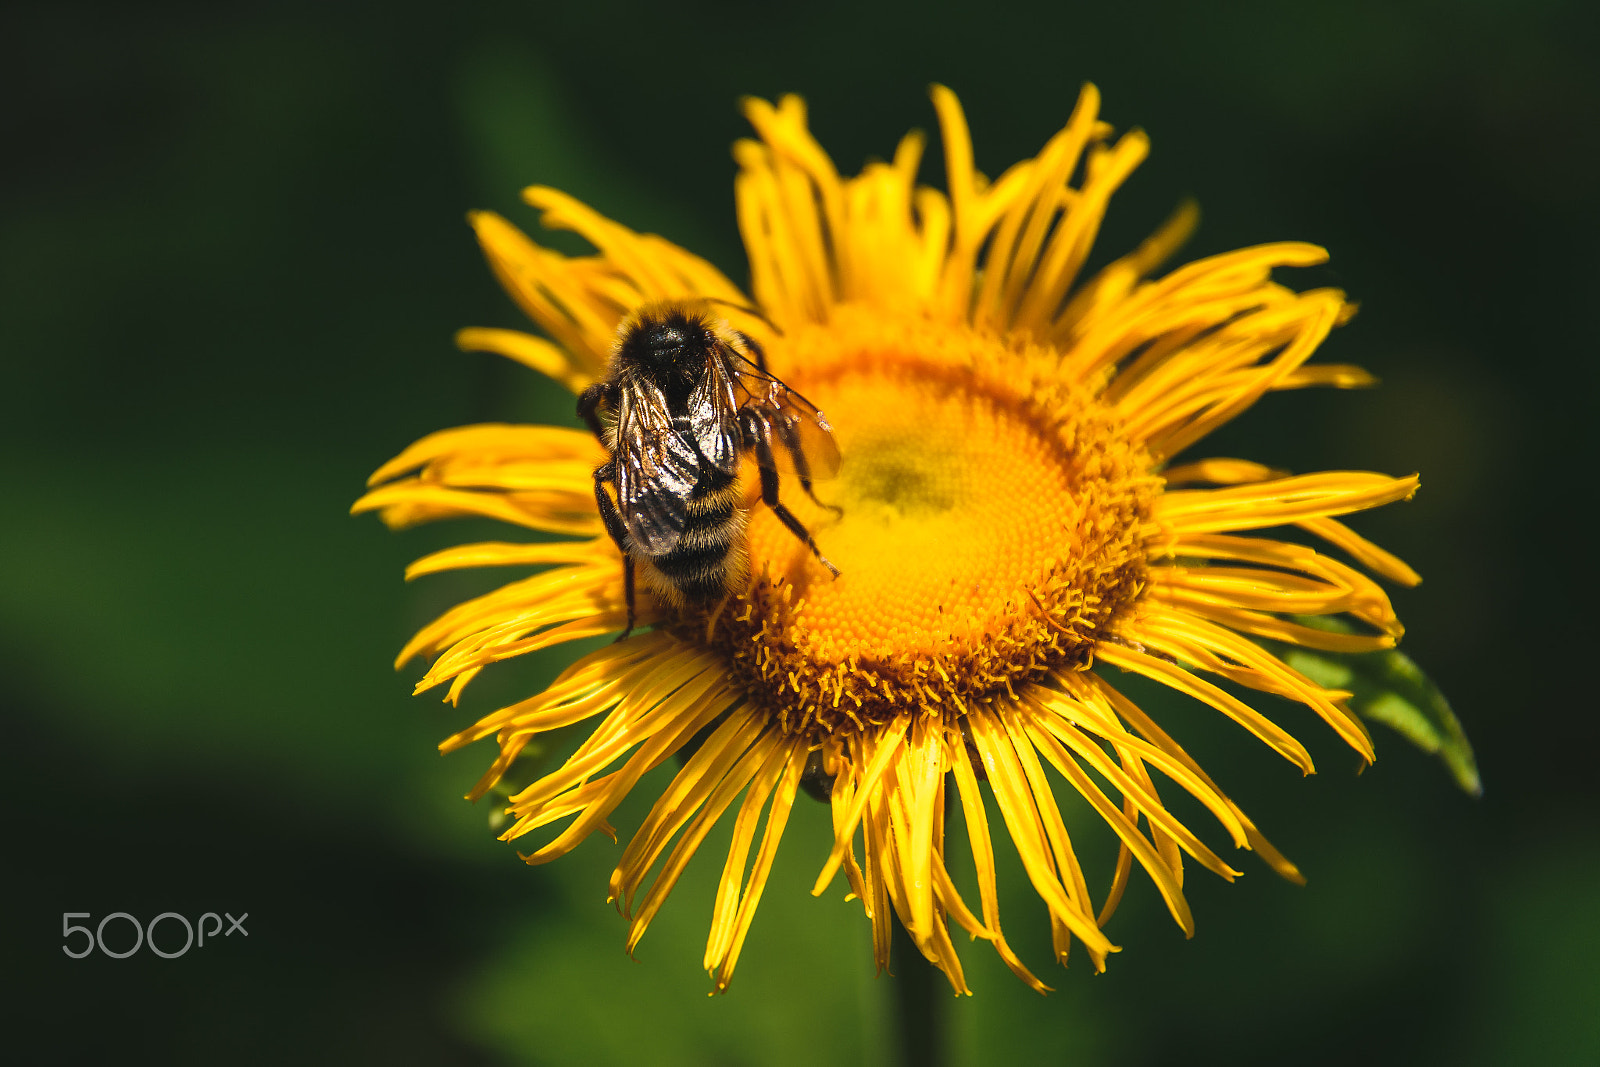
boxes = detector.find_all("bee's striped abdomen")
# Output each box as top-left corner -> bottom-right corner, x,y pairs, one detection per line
643,467 -> 748,603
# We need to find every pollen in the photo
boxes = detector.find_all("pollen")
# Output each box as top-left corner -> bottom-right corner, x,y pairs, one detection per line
699,305 -> 1157,734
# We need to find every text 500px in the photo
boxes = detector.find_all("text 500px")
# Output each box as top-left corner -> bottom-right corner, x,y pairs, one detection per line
62,911 -> 248,959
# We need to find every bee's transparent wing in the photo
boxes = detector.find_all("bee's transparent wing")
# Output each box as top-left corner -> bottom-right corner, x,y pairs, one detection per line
770,385 -> 841,481
686,344 -> 742,476
615,381 -> 696,555
735,365 -> 841,484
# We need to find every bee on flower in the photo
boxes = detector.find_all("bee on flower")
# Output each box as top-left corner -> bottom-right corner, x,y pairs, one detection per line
355,83 -> 1422,994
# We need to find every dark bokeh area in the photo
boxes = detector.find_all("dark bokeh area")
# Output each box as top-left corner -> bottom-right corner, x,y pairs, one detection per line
4,1 -> 1597,1063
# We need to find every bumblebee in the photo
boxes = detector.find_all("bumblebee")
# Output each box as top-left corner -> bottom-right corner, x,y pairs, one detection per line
578,301 -> 841,636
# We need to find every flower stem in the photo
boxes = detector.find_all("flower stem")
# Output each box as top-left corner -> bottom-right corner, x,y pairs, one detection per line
890,921 -> 947,1067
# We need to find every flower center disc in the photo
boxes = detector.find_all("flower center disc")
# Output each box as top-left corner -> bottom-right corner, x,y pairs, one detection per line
757,367 -> 1076,655
699,308 -> 1154,734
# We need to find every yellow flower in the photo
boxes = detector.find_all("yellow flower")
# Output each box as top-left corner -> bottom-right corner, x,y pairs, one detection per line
354,85 -> 1420,995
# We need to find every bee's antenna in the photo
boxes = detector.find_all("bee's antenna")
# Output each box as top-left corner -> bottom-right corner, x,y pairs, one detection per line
704,297 -> 785,338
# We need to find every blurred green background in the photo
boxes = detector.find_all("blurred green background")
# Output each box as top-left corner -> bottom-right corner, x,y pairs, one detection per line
5,1 -> 1598,1063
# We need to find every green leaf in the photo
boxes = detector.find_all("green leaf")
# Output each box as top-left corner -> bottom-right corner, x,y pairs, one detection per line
1271,619 -> 1481,797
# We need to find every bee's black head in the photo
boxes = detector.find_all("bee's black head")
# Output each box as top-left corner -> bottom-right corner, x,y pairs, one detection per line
618,307 -> 717,385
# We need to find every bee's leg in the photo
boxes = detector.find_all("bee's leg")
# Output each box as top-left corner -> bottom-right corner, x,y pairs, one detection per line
577,382 -> 612,441
737,407 -> 764,451
750,432 -> 840,579
592,461 -> 630,552
620,556 -> 636,641
774,417 -> 844,517
593,460 -> 637,639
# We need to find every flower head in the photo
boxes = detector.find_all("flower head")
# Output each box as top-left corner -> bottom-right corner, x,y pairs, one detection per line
355,85 -> 1420,994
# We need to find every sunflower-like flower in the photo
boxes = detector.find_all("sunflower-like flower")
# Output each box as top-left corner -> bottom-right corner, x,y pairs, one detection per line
354,85 -> 1420,994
